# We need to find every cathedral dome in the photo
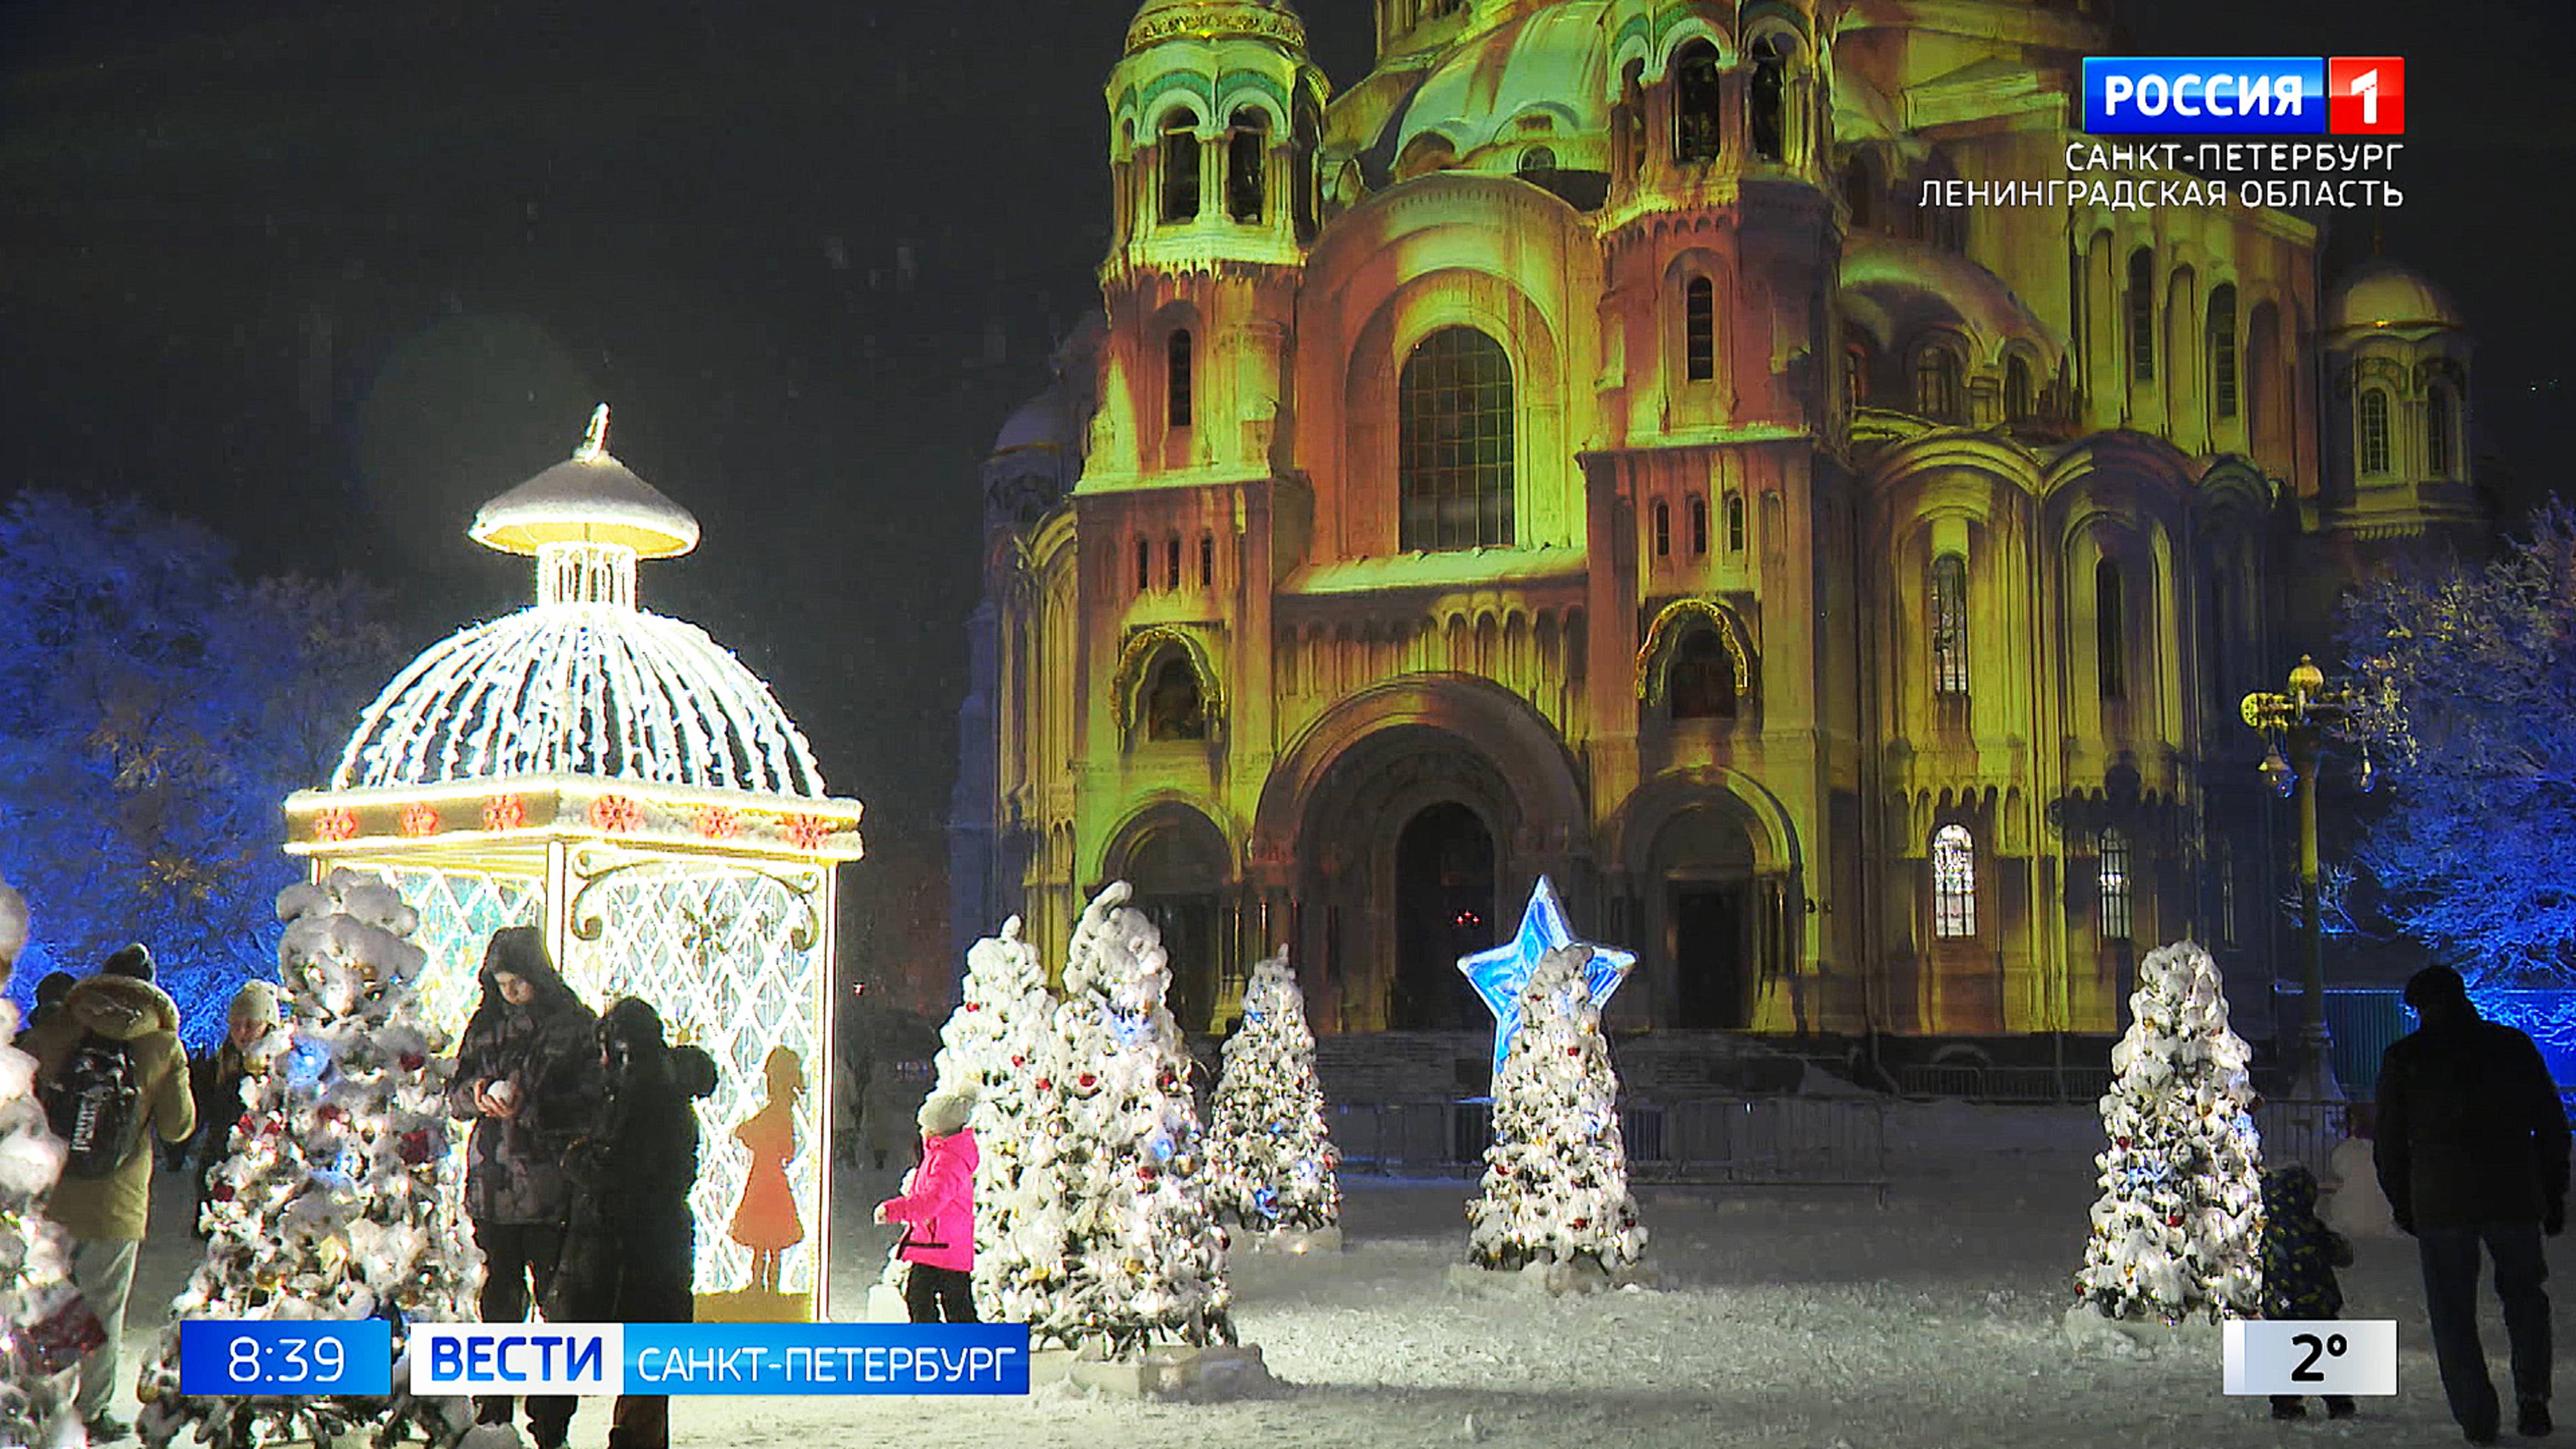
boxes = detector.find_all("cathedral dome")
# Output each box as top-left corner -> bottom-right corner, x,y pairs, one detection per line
1390,3 -> 1612,171
2327,261 -> 2462,336
1125,0 -> 1306,55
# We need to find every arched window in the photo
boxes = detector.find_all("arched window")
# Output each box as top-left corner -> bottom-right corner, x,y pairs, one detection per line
2426,383 -> 2455,477
2216,834 -> 2238,945
1620,61 -> 1647,179
2098,827 -> 2133,941
1932,824 -> 1977,938
1842,346 -> 1868,417
1653,500 -> 1671,558
2096,557 -> 2126,701
1673,42 -> 1722,165
1725,493 -> 1746,553
2004,354 -> 2036,423
1669,629 -> 1737,719
1167,329 -> 1193,429
1517,145 -> 1556,177
1749,34 -> 1791,163
1292,99 -> 1321,242
1690,495 -> 1709,555
1398,327 -> 1515,551
1684,276 -> 1716,382
1199,533 -> 1214,587
1160,112 -> 1201,223
2208,285 -> 2239,420
2359,389 -> 2391,474
2127,248 -> 2156,383
1134,538 -> 1151,592
1930,552 -> 1970,697
1145,657 -> 1206,741
1166,535 -> 1183,591
1913,343 -> 1964,423
1226,108 -> 1268,223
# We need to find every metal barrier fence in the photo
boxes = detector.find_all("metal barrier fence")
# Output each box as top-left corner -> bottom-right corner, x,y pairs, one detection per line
1894,1063 -> 2115,1104
2253,1097 -> 2353,1178
1329,1096 -> 1890,1204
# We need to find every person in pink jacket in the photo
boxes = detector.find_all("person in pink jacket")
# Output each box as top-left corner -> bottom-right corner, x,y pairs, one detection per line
874,1091 -> 980,1322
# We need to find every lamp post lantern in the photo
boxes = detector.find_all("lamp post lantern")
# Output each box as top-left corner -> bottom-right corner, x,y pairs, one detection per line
2240,654 -> 2371,1103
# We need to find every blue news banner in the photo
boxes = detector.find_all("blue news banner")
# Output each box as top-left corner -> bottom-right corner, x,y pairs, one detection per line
182,1321 -> 1030,1397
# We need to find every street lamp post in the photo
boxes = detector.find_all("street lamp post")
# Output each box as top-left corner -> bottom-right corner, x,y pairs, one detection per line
2241,654 -> 2369,1103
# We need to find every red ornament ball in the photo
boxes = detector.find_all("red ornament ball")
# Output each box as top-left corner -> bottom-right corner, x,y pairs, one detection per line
1010,1055 -> 1025,1067
1078,1073 -> 1097,1090
211,1184 -> 234,1202
398,1130 -> 434,1166
1567,1047 -> 1582,1057
2167,1214 -> 2184,1227
399,1053 -> 425,1073
1036,1079 -> 1052,1092
1570,1217 -> 1589,1230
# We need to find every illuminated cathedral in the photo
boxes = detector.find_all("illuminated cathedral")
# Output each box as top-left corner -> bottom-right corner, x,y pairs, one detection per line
948,0 -> 2479,1045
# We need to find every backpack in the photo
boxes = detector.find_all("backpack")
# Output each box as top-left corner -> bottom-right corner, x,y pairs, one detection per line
44,1031 -> 146,1179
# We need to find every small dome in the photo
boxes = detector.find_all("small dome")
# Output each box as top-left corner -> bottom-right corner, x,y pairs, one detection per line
992,391 -> 1071,456
1391,3 -> 1612,172
333,608 -> 827,798
2327,261 -> 2463,335
1125,0 -> 1306,56
469,406 -> 702,559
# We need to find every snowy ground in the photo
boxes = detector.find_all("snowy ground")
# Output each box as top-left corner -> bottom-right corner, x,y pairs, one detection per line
113,1102 -> 2565,1448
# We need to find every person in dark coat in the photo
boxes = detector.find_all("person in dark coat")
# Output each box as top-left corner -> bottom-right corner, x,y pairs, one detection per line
447,927 -> 601,1449
186,980 -> 283,1239
2258,1164 -> 2357,1421
2376,964 -> 2572,1445
546,997 -> 717,1449
23,970 -> 74,1035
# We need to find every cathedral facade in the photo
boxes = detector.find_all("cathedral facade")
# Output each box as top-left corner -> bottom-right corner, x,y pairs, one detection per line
948,0 -> 2477,1042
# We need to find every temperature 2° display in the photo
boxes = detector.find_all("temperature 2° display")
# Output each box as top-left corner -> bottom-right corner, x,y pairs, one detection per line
179,1319 -> 393,1397
2223,1320 -> 2398,1397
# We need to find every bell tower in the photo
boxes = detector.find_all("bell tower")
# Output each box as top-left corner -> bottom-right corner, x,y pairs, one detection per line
1092,0 -> 1328,486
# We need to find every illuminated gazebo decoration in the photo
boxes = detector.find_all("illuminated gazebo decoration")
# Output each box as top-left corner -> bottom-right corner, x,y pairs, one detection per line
283,406 -> 862,1321
1458,876 -> 1636,1075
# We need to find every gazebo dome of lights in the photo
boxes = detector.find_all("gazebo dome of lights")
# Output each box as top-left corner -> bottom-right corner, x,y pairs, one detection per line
337,413 -> 819,799
285,406 -> 860,1321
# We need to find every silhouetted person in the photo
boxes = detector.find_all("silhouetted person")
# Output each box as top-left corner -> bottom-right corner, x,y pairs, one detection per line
2377,964 -> 2570,1444
449,928 -> 600,1449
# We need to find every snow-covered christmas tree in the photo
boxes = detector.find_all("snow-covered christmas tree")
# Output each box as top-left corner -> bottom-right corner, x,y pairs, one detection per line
1002,883 -> 1234,1357
0,999 -> 86,1449
1204,951 -> 1340,1243
135,871 -> 483,1449
1466,945 -> 1646,1277
934,916 -> 1054,1321
2075,940 -> 2265,1325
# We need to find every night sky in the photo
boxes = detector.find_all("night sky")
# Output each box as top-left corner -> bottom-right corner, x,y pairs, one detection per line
2,0 -> 2566,1000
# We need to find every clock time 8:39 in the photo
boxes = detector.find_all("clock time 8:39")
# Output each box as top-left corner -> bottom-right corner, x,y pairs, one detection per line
179,1320 -> 392,1396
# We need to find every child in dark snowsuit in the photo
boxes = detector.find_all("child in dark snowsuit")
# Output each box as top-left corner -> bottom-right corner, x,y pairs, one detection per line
2261,1163 -> 2358,1420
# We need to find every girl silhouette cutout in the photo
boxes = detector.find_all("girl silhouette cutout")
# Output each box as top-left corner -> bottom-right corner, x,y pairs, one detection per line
729,1046 -> 806,1294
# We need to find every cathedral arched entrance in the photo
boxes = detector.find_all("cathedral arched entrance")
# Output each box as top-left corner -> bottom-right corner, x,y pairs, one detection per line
1254,675 -> 1590,1034
1606,772 -> 1801,1032
1650,807 -> 1760,1029
1292,724 -> 1521,1032
1103,803 -> 1233,1033
1392,802 -> 1496,1030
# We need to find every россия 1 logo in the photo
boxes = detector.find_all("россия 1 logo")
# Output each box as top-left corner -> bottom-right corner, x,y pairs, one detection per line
2083,58 -> 2404,135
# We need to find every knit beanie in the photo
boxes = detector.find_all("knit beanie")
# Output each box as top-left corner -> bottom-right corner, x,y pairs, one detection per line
917,1091 -> 975,1138
228,979 -> 283,1026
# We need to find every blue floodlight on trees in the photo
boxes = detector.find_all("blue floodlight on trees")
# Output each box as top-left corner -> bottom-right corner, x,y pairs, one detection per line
1457,876 -> 1635,1075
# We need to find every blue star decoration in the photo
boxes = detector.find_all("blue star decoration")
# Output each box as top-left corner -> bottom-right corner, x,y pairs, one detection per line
1457,876 -> 1637,1075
